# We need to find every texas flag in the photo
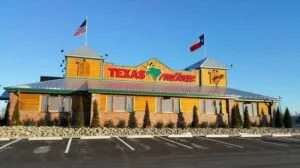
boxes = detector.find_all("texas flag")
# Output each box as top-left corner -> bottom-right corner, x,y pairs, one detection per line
190,34 -> 204,52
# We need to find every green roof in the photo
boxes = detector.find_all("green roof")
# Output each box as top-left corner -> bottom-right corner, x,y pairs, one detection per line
5,78 -> 277,101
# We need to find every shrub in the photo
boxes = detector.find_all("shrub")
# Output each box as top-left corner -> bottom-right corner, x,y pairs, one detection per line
190,105 -> 199,128
274,107 -> 283,128
90,100 -> 100,128
117,119 -> 126,128
209,122 -> 217,128
155,121 -> 164,129
75,97 -> 84,128
217,120 -> 228,128
166,121 -> 175,128
260,111 -> 269,127
104,120 -> 114,128
45,112 -> 54,126
231,105 -> 243,128
251,121 -> 258,127
243,106 -> 251,129
216,114 -> 226,128
59,115 -> 70,127
219,101 -> 223,114
23,118 -> 36,126
283,107 -> 292,128
199,121 -> 208,128
11,100 -> 21,126
177,111 -> 186,129
0,102 -> 10,126
142,101 -> 151,128
53,118 -> 60,126
37,117 -> 47,126
128,111 -> 138,128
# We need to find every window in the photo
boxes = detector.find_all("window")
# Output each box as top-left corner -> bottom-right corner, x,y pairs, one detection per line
62,97 -> 71,112
252,102 -> 258,116
205,100 -> 215,114
200,100 -> 205,114
77,60 -> 90,77
41,95 -> 71,112
41,95 -> 48,112
126,96 -> 133,112
113,96 -> 126,112
156,97 -> 179,113
173,98 -> 180,113
215,100 -> 221,114
162,98 -> 173,112
243,103 -> 252,116
106,95 -> 133,112
107,95 -> 113,112
156,97 -> 162,113
239,102 -> 244,116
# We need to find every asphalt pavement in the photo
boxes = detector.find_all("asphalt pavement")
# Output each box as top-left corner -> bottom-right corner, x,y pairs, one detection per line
1,136 -> 300,168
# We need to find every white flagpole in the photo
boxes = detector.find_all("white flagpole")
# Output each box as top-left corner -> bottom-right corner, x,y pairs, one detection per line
204,33 -> 207,58
85,17 -> 88,46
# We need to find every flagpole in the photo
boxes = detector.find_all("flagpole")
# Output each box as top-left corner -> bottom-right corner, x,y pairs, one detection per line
204,33 -> 207,58
85,17 -> 88,46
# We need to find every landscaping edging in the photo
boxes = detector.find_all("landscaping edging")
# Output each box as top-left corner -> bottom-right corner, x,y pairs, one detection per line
0,126 -> 300,139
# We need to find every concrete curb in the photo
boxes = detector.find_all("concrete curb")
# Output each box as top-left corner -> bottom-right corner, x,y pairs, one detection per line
127,135 -> 154,138
80,136 -> 111,140
272,134 -> 292,137
240,134 -> 262,138
0,138 -> 10,141
168,134 -> 193,138
206,134 -> 229,138
28,137 -> 63,141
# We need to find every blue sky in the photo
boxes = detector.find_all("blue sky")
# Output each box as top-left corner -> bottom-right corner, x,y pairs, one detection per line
0,0 -> 299,114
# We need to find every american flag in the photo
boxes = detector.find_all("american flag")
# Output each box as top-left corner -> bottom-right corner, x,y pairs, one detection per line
74,19 -> 87,36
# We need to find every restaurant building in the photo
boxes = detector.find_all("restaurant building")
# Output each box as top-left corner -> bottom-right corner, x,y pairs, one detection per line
4,46 -> 277,126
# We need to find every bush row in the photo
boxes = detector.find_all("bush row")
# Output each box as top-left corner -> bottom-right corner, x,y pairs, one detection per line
2,99 -> 293,129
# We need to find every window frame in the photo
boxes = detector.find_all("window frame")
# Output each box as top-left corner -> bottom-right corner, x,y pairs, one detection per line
41,95 -> 72,113
107,95 -> 134,113
156,97 -> 179,113
204,99 -> 216,115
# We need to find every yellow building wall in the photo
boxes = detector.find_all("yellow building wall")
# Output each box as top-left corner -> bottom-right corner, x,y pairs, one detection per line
66,57 -> 101,79
180,98 -> 199,112
99,95 -> 107,112
134,96 -> 155,112
103,58 -> 199,85
201,68 -> 227,87
19,93 -> 40,111
221,99 -> 227,113
258,103 -> 269,115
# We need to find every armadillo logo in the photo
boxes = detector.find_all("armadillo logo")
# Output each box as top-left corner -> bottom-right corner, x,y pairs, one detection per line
145,61 -> 196,82
145,62 -> 162,80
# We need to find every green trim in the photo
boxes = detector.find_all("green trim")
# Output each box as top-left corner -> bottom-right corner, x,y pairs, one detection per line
65,76 -> 101,80
238,97 -> 278,102
200,67 -> 229,70
4,87 -> 276,101
4,87 -> 86,94
65,55 -> 103,60
88,89 -> 231,99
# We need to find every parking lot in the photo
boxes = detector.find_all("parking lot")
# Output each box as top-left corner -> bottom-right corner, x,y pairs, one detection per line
1,136 -> 300,168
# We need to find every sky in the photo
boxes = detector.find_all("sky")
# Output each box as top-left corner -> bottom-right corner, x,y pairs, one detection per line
0,0 -> 299,115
